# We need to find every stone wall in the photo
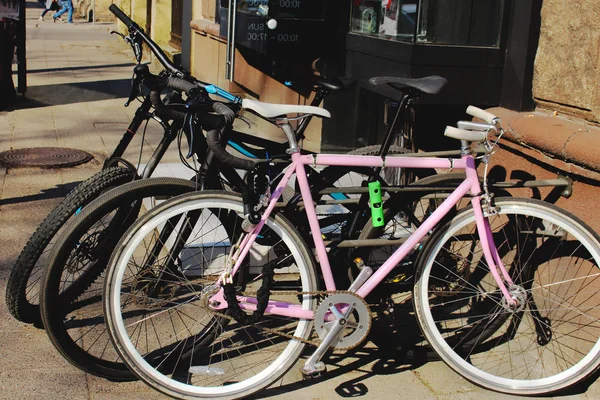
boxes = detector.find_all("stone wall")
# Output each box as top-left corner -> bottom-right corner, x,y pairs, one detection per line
482,107 -> 600,233
485,142 -> 600,234
532,0 -> 600,121
149,0 -> 171,49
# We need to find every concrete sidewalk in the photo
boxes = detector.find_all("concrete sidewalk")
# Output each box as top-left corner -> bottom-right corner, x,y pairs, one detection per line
0,2 -> 186,399
0,2 -> 598,400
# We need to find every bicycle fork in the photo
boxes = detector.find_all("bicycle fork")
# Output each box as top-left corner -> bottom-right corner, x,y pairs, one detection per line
471,195 -> 519,310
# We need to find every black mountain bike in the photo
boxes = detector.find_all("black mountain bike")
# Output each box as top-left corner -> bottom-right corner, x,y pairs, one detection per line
4,6 -> 356,327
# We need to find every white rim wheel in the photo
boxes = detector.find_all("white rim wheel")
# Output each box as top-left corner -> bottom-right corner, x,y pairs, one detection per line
414,198 -> 600,395
104,193 -> 317,399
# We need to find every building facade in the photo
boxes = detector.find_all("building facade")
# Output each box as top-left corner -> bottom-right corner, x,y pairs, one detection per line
117,0 -> 600,227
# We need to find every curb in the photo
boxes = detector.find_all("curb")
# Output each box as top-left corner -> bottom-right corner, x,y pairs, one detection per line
485,107 -> 600,178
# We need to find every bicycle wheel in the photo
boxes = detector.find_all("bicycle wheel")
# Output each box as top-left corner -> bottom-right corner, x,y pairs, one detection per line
104,191 -> 318,399
39,178 -> 199,380
6,166 -> 135,325
413,197 -> 600,395
356,172 -> 468,356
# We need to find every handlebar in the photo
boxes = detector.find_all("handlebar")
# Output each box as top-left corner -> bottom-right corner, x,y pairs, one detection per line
108,4 -> 136,30
139,68 -> 247,169
466,106 -> 500,126
110,4 -> 183,78
444,126 -> 488,142
147,73 -> 234,130
110,4 -> 245,106
206,103 -> 257,171
445,107 -> 502,144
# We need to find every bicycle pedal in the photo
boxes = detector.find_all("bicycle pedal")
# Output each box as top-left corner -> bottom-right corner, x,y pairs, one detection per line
300,362 -> 326,380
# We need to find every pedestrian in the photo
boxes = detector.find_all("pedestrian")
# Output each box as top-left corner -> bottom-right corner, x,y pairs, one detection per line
0,16 -> 16,110
53,0 -> 74,24
39,0 -> 60,22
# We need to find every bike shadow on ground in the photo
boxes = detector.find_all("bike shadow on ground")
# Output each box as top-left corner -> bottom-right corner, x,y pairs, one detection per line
0,180 -> 82,206
10,79 -> 131,111
249,300 -> 597,399
249,344 -> 424,400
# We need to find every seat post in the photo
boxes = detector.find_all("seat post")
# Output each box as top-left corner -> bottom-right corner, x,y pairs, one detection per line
277,120 -> 301,154
378,92 -> 415,158
295,89 -> 328,140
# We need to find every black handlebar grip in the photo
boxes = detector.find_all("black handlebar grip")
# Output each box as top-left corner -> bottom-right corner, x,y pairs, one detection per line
206,103 -> 256,171
166,77 -> 198,95
213,102 -> 236,125
109,4 -> 137,30
148,90 -> 187,121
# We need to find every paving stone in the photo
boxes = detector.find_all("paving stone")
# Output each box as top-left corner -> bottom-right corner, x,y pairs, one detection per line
0,328 -> 82,371
255,347 -> 436,400
87,376 -> 167,400
438,390 -> 533,400
552,393 -> 590,400
0,371 -> 88,400
583,378 -> 600,399
412,360 -> 479,396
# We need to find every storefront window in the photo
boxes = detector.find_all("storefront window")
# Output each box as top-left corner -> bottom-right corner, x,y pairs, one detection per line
351,0 -> 417,43
351,0 -> 504,47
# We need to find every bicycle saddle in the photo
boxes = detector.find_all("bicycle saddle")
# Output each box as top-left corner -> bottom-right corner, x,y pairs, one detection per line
242,99 -> 331,119
369,75 -> 447,95
314,76 -> 357,94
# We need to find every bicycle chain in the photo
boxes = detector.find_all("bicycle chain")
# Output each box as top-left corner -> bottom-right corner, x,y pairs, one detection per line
206,290 -> 370,349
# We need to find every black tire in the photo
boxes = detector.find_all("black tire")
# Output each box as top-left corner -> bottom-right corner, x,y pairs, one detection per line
6,166 -> 136,326
39,177 -> 199,381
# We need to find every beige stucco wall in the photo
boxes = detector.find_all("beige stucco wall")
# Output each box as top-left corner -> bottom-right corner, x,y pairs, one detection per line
150,0 -> 172,49
129,0 -> 146,27
533,0 -> 600,121
192,0 -> 203,20
73,0 -> 122,22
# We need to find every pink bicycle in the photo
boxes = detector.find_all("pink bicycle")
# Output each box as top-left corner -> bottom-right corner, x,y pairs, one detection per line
103,98 -> 600,399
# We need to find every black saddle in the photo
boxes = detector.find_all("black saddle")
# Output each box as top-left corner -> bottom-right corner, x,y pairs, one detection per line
369,75 -> 447,95
314,76 -> 357,94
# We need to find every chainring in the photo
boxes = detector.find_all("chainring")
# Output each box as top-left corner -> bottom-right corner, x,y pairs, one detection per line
314,292 -> 371,350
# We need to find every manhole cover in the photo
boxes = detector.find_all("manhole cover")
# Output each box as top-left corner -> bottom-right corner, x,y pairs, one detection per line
0,147 -> 93,168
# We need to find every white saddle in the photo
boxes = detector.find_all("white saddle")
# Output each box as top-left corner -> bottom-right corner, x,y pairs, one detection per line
242,99 -> 331,119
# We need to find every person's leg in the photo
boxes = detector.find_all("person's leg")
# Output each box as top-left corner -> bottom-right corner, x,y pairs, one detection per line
0,22 -> 16,110
66,1 -> 74,23
54,2 -> 67,19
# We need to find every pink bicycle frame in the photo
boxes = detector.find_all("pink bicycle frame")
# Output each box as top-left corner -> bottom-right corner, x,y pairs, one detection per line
210,151 -> 516,319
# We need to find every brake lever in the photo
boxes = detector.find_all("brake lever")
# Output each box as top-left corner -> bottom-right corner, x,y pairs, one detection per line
184,113 -> 196,159
111,30 -> 142,63
124,79 -> 140,107
124,64 -> 148,107
181,97 -> 205,158
238,115 -> 252,129
110,30 -> 126,39
132,41 -> 142,63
